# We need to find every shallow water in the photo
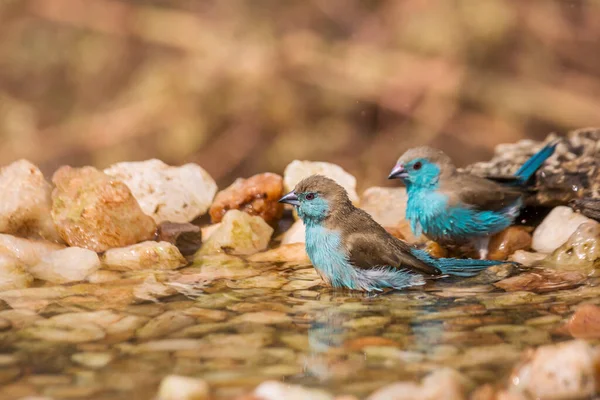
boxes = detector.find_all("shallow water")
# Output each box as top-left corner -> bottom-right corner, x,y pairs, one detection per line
1,257 -> 599,399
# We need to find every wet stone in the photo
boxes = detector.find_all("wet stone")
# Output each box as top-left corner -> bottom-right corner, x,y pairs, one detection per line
488,226 -> 532,261
51,166 -> 156,252
157,221 -> 203,256
545,221 -> 600,268
531,206 -> 593,254
102,241 -> 187,271
209,173 -> 284,226
565,303 -> 600,339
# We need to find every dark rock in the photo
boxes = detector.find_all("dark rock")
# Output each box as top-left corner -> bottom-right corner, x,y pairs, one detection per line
157,222 -> 202,256
465,127 -> 600,207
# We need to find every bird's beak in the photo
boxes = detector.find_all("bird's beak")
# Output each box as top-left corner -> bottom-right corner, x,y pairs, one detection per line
278,190 -> 300,206
388,163 -> 408,179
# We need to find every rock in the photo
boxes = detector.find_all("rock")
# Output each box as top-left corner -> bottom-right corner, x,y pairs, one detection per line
488,227 -> 532,260
509,250 -> 546,266
0,234 -> 64,266
0,253 -> 33,291
531,206 -> 592,253
201,224 -> 221,241
465,128 -> 600,206
51,166 -> 157,252
22,314 -> 106,343
344,336 -> 401,351
157,222 -> 202,256
231,311 -> 292,325
248,243 -> 309,263
283,160 -> 358,203
360,187 -> 407,227
424,241 -> 448,258
510,340 -> 598,400
71,352 -> 113,369
367,368 -> 468,400
494,269 -> 586,293
137,311 -> 196,340
281,220 -> 305,245
86,270 -> 121,283
102,241 -> 187,271
0,159 -> 60,241
209,173 -> 284,225
198,210 -> 273,255
157,375 -> 209,400
254,381 -> 334,400
566,303 -> 600,339
104,159 -> 217,224
571,198 -> 600,221
545,221 -> 600,267
29,247 -> 100,283
387,220 -> 426,245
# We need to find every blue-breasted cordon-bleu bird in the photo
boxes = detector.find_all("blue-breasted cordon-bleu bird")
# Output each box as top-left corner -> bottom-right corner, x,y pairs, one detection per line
387,141 -> 558,259
278,175 -> 508,292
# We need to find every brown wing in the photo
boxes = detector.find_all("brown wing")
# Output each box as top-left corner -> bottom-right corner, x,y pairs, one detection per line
340,209 -> 441,275
443,173 -> 524,212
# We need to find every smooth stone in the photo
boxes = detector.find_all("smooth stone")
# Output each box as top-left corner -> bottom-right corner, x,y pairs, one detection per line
283,160 -> 358,204
0,159 -> 60,241
545,221 -> 600,268
0,253 -> 33,291
247,243 -> 309,263
157,375 -> 209,400
254,380 -> 334,400
0,234 -> 64,266
509,340 -> 597,400
104,159 -> 217,224
71,352 -> 114,369
209,173 -> 284,225
509,250 -> 546,266
136,311 -> 196,340
102,241 -> 187,271
86,270 -> 122,283
198,210 -> 273,256
360,187 -> 407,227
367,368 -> 469,400
565,303 -> 600,339
488,226 -> 532,261
532,206 -> 592,253
280,219 -> 305,245
29,247 -> 100,283
51,166 -> 156,252
494,269 -> 587,293
231,311 -> 292,325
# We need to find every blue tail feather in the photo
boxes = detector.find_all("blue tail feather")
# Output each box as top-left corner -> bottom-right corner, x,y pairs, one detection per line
513,140 -> 558,184
411,249 -> 510,277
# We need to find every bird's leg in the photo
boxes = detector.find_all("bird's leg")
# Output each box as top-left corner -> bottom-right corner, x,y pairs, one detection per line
473,236 -> 490,260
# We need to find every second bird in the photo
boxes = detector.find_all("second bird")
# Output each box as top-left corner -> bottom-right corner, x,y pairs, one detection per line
388,141 -> 557,259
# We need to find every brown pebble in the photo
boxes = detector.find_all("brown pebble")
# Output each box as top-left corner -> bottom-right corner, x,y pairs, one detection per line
566,303 -> 600,339
488,226 -> 532,261
209,173 -> 284,225
344,336 -> 401,350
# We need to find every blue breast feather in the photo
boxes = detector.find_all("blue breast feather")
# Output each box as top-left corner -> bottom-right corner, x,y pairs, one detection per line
304,221 -> 424,291
406,189 -> 521,242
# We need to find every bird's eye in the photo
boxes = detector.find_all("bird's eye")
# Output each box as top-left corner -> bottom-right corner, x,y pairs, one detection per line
413,162 -> 422,170
305,193 -> 316,201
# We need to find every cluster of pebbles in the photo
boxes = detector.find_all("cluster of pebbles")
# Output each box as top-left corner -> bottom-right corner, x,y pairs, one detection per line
0,129 -> 598,399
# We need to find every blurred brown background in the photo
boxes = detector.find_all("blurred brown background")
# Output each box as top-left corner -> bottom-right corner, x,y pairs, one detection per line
1,0 -> 599,190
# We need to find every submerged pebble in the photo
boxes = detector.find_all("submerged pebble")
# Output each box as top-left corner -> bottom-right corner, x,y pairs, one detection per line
510,340 -> 598,400
157,375 -> 209,400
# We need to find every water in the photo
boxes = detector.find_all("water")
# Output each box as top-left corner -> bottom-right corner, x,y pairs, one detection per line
0,256 -> 598,399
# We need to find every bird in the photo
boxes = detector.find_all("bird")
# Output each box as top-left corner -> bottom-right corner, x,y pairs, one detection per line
387,141 -> 557,259
278,175 -> 508,292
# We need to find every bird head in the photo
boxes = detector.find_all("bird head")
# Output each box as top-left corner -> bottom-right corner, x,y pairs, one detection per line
279,175 -> 351,222
388,146 -> 455,188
